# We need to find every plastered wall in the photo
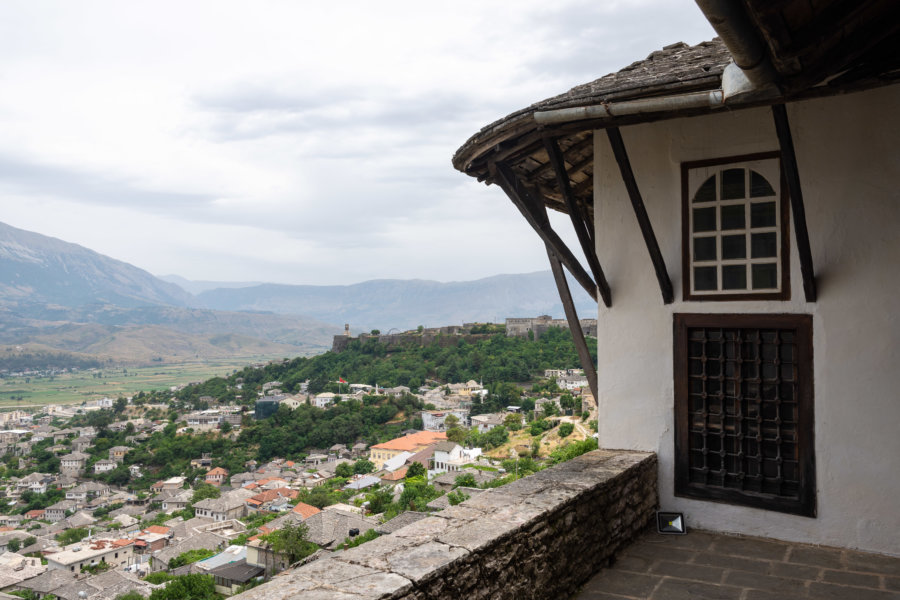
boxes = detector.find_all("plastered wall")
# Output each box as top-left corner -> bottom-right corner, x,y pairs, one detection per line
593,84 -> 900,556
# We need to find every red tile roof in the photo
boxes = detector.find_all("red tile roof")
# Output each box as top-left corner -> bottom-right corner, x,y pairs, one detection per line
370,431 -> 446,452
291,502 -> 322,520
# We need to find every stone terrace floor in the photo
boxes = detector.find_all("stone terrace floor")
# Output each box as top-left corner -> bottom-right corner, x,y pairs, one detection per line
576,528 -> 900,599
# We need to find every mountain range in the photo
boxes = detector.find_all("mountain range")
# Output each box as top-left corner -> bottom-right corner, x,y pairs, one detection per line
0,221 -> 596,364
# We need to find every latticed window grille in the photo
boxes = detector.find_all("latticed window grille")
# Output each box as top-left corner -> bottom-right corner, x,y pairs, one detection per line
674,314 -> 815,517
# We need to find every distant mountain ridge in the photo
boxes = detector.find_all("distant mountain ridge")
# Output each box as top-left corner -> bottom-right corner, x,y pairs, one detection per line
193,272 -> 596,331
0,221 -> 597,363
0,221 -> 192,308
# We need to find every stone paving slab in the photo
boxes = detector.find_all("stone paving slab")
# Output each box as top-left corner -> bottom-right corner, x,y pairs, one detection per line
577,529 -> 900,599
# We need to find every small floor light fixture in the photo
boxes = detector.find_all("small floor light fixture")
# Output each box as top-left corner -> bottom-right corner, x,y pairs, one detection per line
656,511 -> 686,535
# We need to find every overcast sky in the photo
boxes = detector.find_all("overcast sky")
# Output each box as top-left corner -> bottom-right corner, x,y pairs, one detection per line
0,1 -> 715,286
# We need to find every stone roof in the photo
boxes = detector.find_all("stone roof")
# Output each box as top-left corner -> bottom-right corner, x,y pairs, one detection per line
154,531 -> 224,566
193,496 -> 245,513
208,558 -> 264,583
375,511 -> 429,535
302,509 -> 377,548
432,441 -> 459,453
452,39 -> 730,175
426,487 -> 487,511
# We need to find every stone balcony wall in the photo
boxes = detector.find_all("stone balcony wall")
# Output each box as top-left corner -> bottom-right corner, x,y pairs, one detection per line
234,449 -> 658,600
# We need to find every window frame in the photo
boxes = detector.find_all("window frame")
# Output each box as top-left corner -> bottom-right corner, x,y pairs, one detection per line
681,152 -> 791,301
673,312 -> 816,517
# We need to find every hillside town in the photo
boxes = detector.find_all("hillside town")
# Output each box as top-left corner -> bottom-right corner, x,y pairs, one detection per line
0,360 -> 595,600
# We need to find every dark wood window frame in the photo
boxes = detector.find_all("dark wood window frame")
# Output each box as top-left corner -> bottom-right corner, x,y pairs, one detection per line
682,152 -> 791,301
674,313 -> 816,517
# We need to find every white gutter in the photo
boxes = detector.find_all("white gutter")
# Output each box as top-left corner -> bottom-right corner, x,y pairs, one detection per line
534,89 -> 724,125
533,62 -> 776,126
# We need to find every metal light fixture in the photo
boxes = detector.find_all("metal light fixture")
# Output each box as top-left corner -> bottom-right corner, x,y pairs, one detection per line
656,511 -> 686,535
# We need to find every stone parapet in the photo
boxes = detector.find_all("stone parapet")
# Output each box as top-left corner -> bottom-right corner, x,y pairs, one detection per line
233,449 -> 658,600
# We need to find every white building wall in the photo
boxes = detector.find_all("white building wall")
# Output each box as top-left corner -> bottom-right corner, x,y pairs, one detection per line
593,85 -> 900,556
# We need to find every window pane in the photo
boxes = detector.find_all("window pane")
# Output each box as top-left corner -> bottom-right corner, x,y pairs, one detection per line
693,175 -> 716,203
722,265 -> 746,290
751,232 -> 778,258
750,170 -> 775,197
693,207 -> 716,232
693,236 -> 717,261
751,201 -> 777,228
752,263 -> 778,289
721,235 -> 746,259
721,168 -> 745,200
721,205 -> 745,230
694,266 -> 717,291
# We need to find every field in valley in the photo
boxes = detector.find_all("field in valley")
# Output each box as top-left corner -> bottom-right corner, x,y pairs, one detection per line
0,360 -> 255,407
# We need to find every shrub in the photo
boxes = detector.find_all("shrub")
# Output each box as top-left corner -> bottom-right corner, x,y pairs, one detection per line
558,422 -> 574,438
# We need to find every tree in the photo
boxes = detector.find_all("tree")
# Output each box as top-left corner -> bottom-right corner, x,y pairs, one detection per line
168,548 -> 217,569
149,573 -> 217,600
7,538 -> 20,552
453,473 -> 476,488
444,414 -> 459,428
262,521 -> 317,563
56,527 -> 89,546
446,426 -> 466,444
335,462 -> 353,478
114,397 -> 127,414
503,413 -> 523,431
191,484 -> 220,504
405,462 -> 426,479
353,459 -> 375,474
23,536 -> 36,548
220,421 -> 233,434
117,592 -> 148,600
559,422 -> 574,438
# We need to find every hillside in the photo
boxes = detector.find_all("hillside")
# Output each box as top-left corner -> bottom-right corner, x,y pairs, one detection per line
0,221 -> 192,308
194,271 -> 596,331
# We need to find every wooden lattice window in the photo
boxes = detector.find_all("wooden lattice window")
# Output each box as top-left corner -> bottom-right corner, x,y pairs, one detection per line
674,313 -> 815,517
682,153 -> 790,301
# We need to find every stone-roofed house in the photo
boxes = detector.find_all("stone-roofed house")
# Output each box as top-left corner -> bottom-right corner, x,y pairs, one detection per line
161,489 -> 193,512
151,531 -> 225,572
45,500 -> 77,522
108,446 -> 130,463
66,481 -> 110,502
301,509 -> 377,549
0,551 -> 46,589
59,451 -> 90,476
92,459 -> 117,474
193,496 -> 246,522
71,436 -> 93,453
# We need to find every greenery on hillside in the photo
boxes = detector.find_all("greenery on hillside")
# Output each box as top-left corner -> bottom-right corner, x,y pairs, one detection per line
229,328 -> 594,396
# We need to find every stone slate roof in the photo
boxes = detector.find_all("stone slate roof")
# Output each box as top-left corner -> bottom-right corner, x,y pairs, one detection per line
375,511 -> 429,535
426,487 -> 487,511
209,558 -> 264,583
452,39 -> 730,174
303,509 -> 377,548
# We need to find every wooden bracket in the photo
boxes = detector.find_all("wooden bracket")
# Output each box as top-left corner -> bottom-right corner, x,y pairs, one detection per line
606,127 -> 675,304
491,161 -> 599,303
547,245 -> 599,403
772,104 -> 817,302
543,136 -> 612,307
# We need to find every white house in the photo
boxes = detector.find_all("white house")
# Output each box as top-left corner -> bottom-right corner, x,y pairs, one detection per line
454,8 -> 900,557
420,409 -> 469,432
431,442 -> 482,473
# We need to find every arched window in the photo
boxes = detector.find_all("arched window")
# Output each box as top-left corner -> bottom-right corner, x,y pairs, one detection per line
682,153 -> 789,300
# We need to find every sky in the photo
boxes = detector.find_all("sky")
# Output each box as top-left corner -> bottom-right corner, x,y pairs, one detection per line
0,1 -> 716,286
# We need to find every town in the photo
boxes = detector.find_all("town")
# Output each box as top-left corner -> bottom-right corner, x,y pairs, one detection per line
0,326 -> 597,599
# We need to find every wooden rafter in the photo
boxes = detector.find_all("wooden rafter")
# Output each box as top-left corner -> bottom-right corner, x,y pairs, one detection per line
606,127 -> 675,304
491,161 -> 599,303
543,136 -> 612,307
772,104 -> 817,302
547,245 -> 599,403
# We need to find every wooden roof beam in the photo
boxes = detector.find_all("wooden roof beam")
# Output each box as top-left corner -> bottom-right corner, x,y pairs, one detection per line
606,127 -> 675,304
544,137 -> 611,307
772,103 -> 817,302
491,161 -> 599,303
